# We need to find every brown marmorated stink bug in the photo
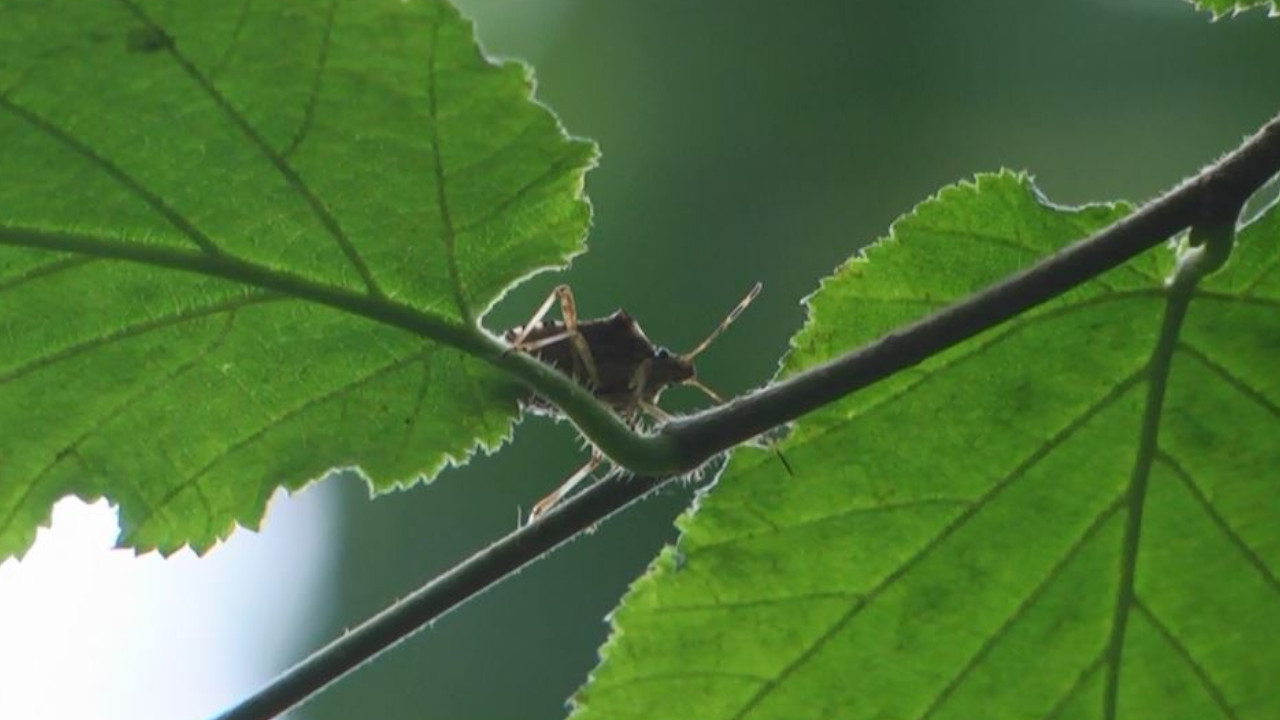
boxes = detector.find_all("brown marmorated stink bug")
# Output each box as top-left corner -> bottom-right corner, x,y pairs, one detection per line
505,282 -> 762,520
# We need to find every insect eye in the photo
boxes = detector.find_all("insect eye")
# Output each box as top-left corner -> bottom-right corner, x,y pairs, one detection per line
656,348 -> 671,359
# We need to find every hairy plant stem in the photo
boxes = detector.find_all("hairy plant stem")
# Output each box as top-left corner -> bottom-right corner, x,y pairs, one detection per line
198,112 -> 1280,720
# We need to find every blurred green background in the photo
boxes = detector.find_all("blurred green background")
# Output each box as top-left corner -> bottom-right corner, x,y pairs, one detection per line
285,1 -> 1280,718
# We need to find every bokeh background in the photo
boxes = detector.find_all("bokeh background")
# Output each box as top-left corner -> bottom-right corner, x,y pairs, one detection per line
3,1 -> 1278,719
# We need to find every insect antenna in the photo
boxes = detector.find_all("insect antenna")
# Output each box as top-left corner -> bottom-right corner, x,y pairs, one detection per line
680,282 -> 763,361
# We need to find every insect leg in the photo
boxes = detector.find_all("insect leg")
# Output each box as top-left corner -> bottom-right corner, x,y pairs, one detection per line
508,285 -> 601,388
507,285 -> 566,348
626,357 -> 651,393
517,329 -> 576,352
556,286 -> 601,388
627,360 -> 676,427
529,449 -> 604,521
639,400 -> 672,424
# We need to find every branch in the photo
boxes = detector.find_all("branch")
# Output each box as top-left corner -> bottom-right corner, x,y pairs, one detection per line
659,110 -> 1280,465
210,470 -> 669,720
210,110 -> 1280,720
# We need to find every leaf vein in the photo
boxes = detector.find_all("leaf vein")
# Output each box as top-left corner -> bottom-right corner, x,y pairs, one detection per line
393,347 -> 437,466
138,349 -> 425,531
783,291 -> 1159,463
726,372 -> 1143,720
1157,449 -> 1280,599
0,257 -> 95,295
648,591 -> 860,616
1193,291 -> 1280,311
453,149 -> 586,237
456,350 -> 497,439
909,221 -> 1146,288
587,670 -> 770,696
0,95 -> 221,255
207,0 -> 257,81
113,0 -> 385,296
912,222 -> 1045,258
0,309 -> 242,540
1044,651 -> 1106,720
281,0 -> 337,159
0,293 -> 279,387
1240,248 -> 1279,296
1177,341 -> 1280,420
426,8 -> 470,319
691,497 -> 972,554
1133,597 -> 1239,719
914,498 -> 1124,720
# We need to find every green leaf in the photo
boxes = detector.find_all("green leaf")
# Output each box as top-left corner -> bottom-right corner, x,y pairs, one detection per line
1186,0 -> 1279,17
574,172 -> 1279,719
0,0 -> 595,557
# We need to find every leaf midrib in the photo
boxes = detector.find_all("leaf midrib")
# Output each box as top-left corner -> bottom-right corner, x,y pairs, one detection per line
0,223 -> 478,352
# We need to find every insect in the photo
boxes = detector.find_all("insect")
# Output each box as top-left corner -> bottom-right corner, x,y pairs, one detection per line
506,282 -> 762,520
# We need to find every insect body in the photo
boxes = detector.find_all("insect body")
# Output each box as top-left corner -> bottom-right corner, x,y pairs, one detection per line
508,308 -> 687,416
506,283 -> 761,519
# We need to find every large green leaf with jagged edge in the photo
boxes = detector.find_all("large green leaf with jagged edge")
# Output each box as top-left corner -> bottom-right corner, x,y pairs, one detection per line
1187,0 -> 1279,17
573,172 -> 1279,720
0,0 -> 595,557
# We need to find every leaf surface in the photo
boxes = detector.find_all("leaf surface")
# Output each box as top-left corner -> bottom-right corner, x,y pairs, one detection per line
1186,0 -> 1279,16
574,173 -> 1280,720
0,0 -> 595,556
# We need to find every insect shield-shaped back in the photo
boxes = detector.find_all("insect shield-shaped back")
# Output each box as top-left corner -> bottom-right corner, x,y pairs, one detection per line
505,283 -> 760,422
509,310 -> 691,417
